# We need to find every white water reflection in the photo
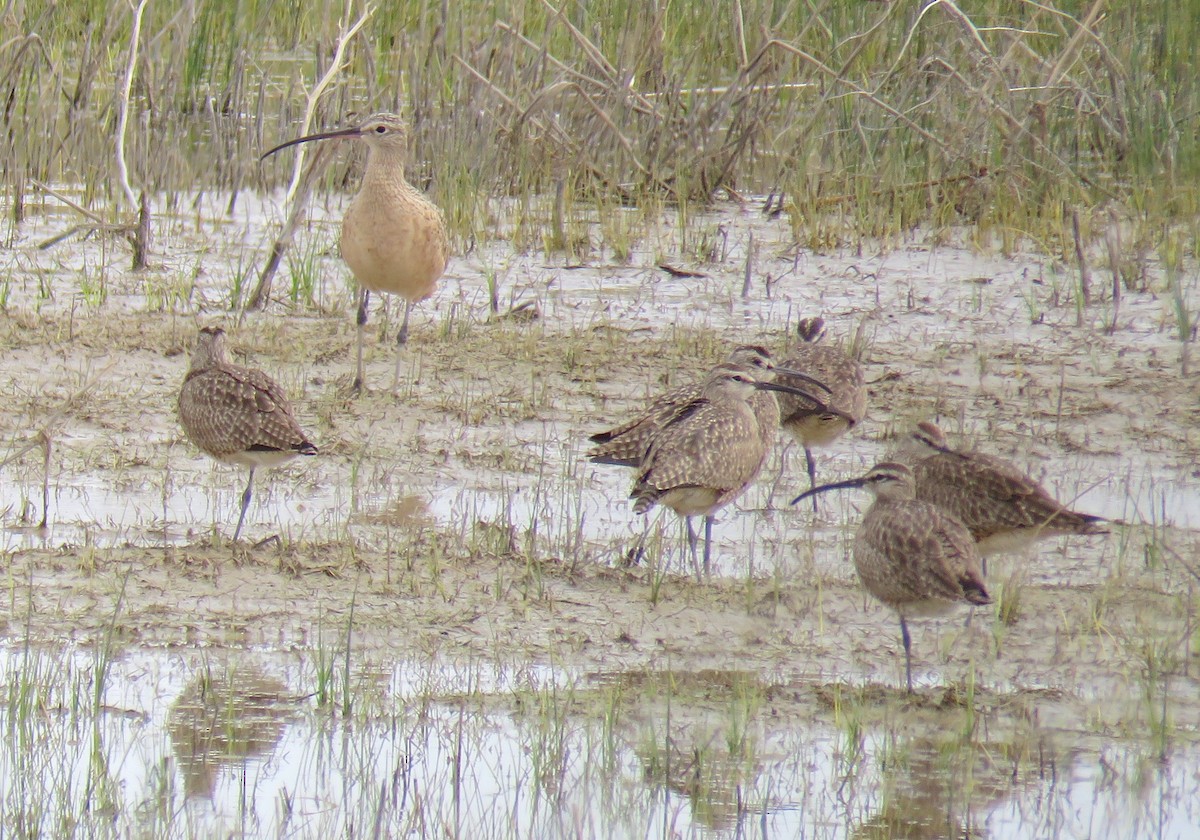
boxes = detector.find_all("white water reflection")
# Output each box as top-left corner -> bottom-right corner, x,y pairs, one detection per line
0,429 -> 1189,590
0,644 -> 1196,838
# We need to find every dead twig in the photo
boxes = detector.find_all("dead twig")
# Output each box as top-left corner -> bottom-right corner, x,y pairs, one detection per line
1071,208 -> 1091,312
30,179 -> 138,251
245,142 -> 336,312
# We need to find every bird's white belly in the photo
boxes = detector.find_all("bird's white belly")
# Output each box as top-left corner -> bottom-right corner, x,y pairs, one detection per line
660,486 -> 724,516
219,450 -> 300,470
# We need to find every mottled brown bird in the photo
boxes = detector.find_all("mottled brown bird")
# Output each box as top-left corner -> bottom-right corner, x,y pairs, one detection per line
792,462 -> 990,693
588,344 -> 833,468
907,421 -> 1107,561
178,326 -> 318,541
632,368 -> 828,574
262,112 -> 450,393
776,317 -> 867,509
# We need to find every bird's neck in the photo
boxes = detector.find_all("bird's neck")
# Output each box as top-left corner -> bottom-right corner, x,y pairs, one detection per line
188,347 -> 222,372
872,488 -> 914,505
363,148 -> 409,188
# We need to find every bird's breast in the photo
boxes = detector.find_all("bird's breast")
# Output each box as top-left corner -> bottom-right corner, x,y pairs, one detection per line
341,190 -> 448,301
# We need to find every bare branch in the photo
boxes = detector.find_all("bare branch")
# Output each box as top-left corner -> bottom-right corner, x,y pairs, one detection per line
114,0 -> 149,211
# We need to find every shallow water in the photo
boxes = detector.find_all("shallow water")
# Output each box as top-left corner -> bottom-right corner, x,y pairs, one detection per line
5,188 -> 1193,560
0,644 -> 1197,838
2,188 -> 1198,838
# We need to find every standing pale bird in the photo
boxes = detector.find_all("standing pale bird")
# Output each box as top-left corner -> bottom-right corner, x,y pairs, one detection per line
178,326 -> 318,541
776,317 -> 867,509
631,369 -> 831,575
261,112 -> 450,393
792,462 -> 990,693
906,421 -> 1107,562
588,344 -> 833,468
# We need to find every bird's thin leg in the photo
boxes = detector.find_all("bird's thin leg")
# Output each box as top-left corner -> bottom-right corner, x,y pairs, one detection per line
392,300 -> 414,390
702,514 -> 715,576
390,300 -> 415,391
625,513 -> 653,566
397,299 -> 413,346
805,446 -> 819,513
233,468 -> 255,542
765,439 -> 793,510
684,516 -> 700,577
353,287 -> 370,393
900,616 -> 913,694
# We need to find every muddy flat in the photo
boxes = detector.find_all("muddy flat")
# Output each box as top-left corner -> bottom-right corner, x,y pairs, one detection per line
1,195 -> 1197,837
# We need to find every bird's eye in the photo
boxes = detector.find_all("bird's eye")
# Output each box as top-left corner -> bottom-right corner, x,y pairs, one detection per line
374,125 -> 387,134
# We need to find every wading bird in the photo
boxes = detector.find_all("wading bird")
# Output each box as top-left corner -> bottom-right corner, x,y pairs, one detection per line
776,317 -> 866,509
588,345 -> 832,467
262,112 -> 449,393
906,421 -> 1107,566
632,368 -> 830,575
792,462 -> 990,692
178,326 -> 317,541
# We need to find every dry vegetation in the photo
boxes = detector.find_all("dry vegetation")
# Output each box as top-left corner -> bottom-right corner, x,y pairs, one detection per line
3,1 -> 1198,259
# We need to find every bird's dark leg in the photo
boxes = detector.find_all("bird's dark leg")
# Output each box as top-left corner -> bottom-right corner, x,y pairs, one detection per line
233,467 -> 255,542
393,300 -> 414,390
684,516 -> 700,578
353,287 -> 370,393
900,616 -> 913,694
397,299 -> 413,346
805,446 -> 819,513
702,515 -> 715,576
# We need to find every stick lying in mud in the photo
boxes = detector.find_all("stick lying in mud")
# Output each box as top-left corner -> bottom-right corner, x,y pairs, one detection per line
1,360 -> 118,529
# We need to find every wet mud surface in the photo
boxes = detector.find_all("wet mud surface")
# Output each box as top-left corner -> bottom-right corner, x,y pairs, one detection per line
1,195 -> 1198,836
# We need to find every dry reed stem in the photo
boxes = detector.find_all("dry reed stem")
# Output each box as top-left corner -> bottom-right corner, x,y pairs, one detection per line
247,3 -> 373,311
1105,209 -> 1122,333
284,3 -> 374,204
766,39 -> 954,157
114,0 -> 149,212
1072,208 -> 1090,310
246,142 -> 336,312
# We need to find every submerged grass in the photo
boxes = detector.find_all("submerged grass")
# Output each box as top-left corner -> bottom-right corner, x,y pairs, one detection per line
4,631 -> 1182,838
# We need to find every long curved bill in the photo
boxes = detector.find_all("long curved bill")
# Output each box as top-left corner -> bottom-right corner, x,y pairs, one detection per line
260,125 -> 362,161
790,476 -> 866,507
910,431 -> 955,456
770,367 -> 832,395
753,380 -> 831,412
